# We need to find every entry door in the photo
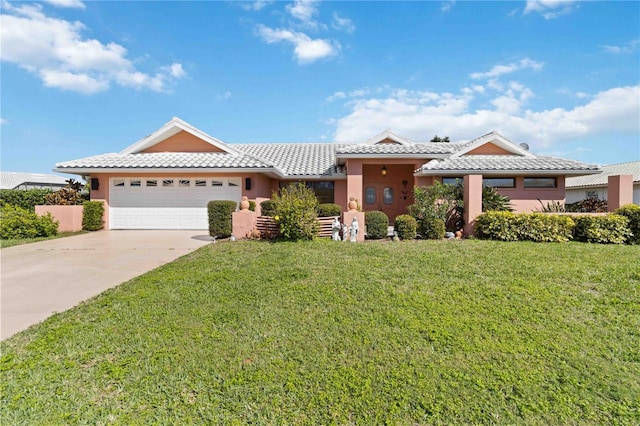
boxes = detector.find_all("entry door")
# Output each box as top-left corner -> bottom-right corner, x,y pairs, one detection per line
364,184 -> 397,221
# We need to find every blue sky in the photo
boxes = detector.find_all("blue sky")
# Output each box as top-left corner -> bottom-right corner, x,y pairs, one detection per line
1,0 -> 639,175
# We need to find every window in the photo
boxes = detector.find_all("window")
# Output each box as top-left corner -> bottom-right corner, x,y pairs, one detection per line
179,179 -> 190,187
307,181 -> 334,204
211,180 -> 223,187
383,187 -> 394,204
483,178 -> 515,188
228,179 -> 240,187
162,179 -> 174,187
113,179 -> 125,187
586,190 -> 599,199
146,180 -> 157,187
195,180 -> 206,187
524,177 -> 556,189
365,187 -> 376,204
442,177 -> 463,186
130,180 -> 141,187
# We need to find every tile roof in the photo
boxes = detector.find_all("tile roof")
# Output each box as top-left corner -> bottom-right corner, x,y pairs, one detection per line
235,143 -> 347,177
1,171 -> 69,189
336,142 -> 460,156
55,152 -> 273,170
418,155 -> 600,174
565,161 -> 640,187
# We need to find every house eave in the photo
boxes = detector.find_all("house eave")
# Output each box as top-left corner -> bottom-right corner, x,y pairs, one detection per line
53,167 -> 283,176
414,169 -> 602,177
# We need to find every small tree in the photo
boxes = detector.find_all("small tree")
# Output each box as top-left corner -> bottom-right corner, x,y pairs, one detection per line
45,179 -> 85,206
409,182 -> 461,232
430,135 -> 450,143
272,182 -> 319,241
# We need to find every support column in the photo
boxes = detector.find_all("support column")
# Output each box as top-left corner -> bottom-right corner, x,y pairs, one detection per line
463,174 -> 483,236
345,160 -> 363,207
607,175 -> 633,212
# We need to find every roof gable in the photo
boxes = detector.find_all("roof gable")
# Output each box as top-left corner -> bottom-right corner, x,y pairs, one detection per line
141,130 -> 224,153
364,130 -> 414,146
451,131 -> 534,158
120,117 -> 238,155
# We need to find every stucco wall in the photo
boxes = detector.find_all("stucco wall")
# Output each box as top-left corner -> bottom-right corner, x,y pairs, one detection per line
35,205 -> 84,232
495,176 -> 566,213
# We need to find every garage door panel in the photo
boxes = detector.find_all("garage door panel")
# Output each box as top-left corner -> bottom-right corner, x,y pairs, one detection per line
109,178 -> 240,229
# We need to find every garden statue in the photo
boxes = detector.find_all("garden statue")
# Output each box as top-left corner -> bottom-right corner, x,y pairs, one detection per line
342,224 -> 349,241
349,216 -> 359,242
332,217 -> 341,241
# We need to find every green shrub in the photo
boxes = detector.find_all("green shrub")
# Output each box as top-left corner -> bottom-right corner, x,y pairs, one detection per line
482,185 -> 512,212
271,182 -> 319,241
573,215 -> 630,244
475,211 -> 521,242
82,201 -> 104,231
249,200 -> 256,212
260,200 -> 276,217
394,214 -> 417,240
566,197 -> 608,213
0,189 -> 52,211
207,200 -> 237,238
365,211 -> 389,239
420,217 -> 446,240
317,203 -> 342,217
615,204 -> 640,244
476,212 -> 575,242
0,204 -> 58,239
409,183 -> 461,231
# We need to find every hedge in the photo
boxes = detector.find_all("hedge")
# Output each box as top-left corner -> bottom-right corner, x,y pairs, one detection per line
82,201 -> 104,231
260,200 -> 276,217
573,214 -> 630,244
0,204 -> 58,239
420,218 -> 446,240
476,212 -> 575,242
0,189 -> 52,211
615,204 -> 640,244
394,214 -> 417,240
365,211 -> 388,239
317,203 -> 342,217
207,200 -> 237,238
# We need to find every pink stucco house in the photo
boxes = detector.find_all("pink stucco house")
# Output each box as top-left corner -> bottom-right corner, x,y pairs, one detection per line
55,117 -> 600,230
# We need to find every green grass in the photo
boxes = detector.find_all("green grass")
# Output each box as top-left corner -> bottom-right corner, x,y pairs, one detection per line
0,231 -> 88,248
2,240 -> 639,424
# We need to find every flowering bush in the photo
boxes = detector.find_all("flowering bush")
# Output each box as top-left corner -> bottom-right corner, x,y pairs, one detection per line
272,183 -> 319,241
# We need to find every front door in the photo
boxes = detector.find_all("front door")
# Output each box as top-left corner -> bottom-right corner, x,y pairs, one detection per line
364,183 -> 398,222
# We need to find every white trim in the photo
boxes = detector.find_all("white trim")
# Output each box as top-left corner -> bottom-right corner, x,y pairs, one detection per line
449,132 -> 535,158
119,117 -> 240,155
363,130 -> 414,146
415,169 -> 598,177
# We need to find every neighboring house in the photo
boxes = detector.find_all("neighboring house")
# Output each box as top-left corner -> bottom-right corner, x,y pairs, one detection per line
565,161 -> 640,205
55,117 -> 600,230
0,171 -> 69,190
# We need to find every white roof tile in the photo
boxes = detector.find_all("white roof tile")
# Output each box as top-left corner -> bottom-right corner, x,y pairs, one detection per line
418,155 -> 600,175
565,161 -> 640,187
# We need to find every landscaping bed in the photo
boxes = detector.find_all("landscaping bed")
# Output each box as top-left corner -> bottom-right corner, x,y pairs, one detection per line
1,240 -> 639,424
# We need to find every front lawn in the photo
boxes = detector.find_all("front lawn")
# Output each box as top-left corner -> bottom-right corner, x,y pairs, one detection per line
2,240 -> 639,424
0,231 -> 88,248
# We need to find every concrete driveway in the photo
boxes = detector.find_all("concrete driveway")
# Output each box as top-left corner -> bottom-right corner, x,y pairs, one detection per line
1,230 -> 212,340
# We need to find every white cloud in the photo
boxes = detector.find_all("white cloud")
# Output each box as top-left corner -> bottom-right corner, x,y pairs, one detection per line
0,118 -> 8,125
441,1 -> 456,13
241,1 -> 272,11
216,91 -> 232,100
326,91 -> 346,102
603,39 -> 640,54
256,24 -> 338,64
286,0 -> 318,25
331,84 -> 639,153
523,0 -> 578,19
331,12 -> 355,33
42,0 -> 85,9
470,58 -> 544,80
0,2 -> 185,94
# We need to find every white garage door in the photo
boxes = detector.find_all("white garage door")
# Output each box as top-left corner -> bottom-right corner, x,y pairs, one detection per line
110,177 -> 241,229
